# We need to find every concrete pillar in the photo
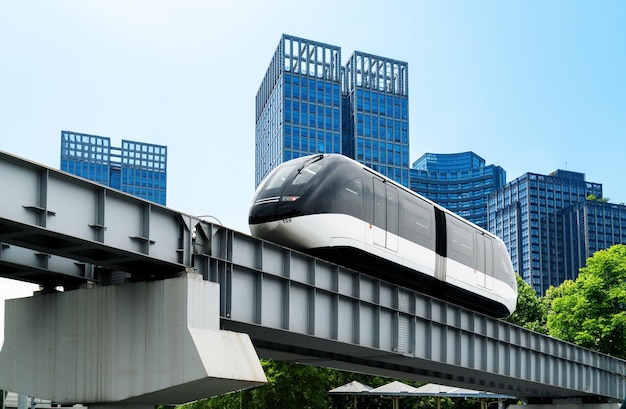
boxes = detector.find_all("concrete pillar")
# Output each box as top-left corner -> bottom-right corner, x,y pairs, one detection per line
0,273 -> 266,406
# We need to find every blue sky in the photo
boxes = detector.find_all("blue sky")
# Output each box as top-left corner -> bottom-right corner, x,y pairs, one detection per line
1,0 -> 625,341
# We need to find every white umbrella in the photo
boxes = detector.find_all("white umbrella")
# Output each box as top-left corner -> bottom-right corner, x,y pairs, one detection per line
369,381 -> 421,409
329,381 -> 373,408
412,383 -> 516,409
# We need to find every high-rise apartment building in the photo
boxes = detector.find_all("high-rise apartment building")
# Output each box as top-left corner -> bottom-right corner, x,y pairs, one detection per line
60,130 -> 167,205
560,200 -> 626,279
410,152 -> 506,229
488,170 -> 602,295
255,34 -> 409,187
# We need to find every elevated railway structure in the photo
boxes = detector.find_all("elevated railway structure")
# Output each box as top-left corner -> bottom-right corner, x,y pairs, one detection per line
0,150 -> 625,404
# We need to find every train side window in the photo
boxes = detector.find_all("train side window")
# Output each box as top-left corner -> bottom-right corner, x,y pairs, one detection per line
448,219 -> 474,266
339,178 -> 364,208
402,199 -> 434,249
497,241 -> 515,281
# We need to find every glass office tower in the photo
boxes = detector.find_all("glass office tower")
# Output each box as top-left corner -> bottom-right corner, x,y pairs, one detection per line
488,169 -> 602,295
343,52 -> 409,186
255,35 -> 342,187
410,152 -> 506,229
560,200 -> 626,280
255,34 -> 409,187
61,130 -> 167,205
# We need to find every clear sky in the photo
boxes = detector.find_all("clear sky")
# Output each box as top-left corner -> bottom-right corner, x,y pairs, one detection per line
1,0 -> 625,344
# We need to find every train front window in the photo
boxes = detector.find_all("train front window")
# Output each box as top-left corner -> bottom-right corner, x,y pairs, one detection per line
292,162 -> 323,185
264,165 -> 297,191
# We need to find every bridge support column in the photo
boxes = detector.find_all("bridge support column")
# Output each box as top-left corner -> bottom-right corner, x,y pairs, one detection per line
0,273 -> 267,405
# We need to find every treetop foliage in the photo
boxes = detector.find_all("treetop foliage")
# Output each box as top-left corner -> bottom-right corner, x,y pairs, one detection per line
547,244 -> 626,358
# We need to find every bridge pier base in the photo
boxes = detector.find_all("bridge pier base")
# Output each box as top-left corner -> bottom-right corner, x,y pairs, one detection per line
0,273 -> 267,405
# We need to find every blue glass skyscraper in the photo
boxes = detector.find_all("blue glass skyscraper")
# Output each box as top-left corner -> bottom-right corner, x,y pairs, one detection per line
255,35 -> 342,187
60,130 -> 167,205
410,152 -> 505,229
560,200 -> 626,280
488,169 -> 603,295
343,52 -> 409,186
255,34 -> 409,187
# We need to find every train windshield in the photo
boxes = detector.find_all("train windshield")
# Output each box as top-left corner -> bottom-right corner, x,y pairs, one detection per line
264,165 -> 297,191
255,155 -> 326,201
293,162 -> 323,185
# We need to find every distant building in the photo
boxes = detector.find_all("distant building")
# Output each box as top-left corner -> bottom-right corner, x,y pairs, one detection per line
560,200 -> 626,279
60,130 -> 167,205
410,152 -> 506,229
488,169 -> 603,295
255,34 -> 409,187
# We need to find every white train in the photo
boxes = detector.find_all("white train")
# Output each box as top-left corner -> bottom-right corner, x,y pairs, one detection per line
249,154 -> 517,318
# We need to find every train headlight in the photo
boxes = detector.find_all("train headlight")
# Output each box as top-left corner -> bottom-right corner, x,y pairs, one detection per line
281,196 -> 300,202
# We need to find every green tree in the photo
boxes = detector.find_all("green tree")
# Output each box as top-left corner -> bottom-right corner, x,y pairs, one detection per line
247,360 -> 331,409
586,194 -> 610,202
547,244 -> 626,357
506,274 -> 548,333
179,360 -> 342,409
178,359 -> 429,409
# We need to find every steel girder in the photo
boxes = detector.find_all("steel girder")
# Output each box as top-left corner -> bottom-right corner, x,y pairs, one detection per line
2,149 -> 625,403
192,224 -> 626,403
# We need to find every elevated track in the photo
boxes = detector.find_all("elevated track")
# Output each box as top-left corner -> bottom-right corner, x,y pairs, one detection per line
1,150 -> 625,403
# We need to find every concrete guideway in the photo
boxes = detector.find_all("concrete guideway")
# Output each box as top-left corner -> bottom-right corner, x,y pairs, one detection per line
0,274 -> 267,405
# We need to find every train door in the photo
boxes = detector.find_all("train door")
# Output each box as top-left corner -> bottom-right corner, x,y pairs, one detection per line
475,233 -> 494,290
434,208 -> 447,282
386,185 -> 399,251
372,178 -> 398,252
485,236 -> 494,290
373,179 -> 386,247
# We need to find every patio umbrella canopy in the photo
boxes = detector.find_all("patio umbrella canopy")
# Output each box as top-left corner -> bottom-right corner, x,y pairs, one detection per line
407,383 -> 516,409
329,380 -> 374,394
329,380 -> 373,409
413,383 -> 516,399
368,381 -> 421,409
330,381 -> 516,409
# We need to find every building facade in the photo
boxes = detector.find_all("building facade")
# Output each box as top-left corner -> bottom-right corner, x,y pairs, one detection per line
60,130 -> 167,205
560,200 -> 626,279
255,34 -> 409,187
488,170 -> 603,295
410,152 -> 506,229
342,51 -> 409,186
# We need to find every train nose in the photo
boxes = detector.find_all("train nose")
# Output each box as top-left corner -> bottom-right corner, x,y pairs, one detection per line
249,196 -> 280,225
249,220 -> 280,239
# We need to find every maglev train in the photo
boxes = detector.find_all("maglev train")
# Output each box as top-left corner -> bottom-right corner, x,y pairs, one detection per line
249,154 -> 517,318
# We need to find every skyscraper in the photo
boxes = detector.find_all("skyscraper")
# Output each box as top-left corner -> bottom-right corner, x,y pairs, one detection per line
488,169 -> 602,295
343,51 -> 409,186
60,130 -> 167,205
255,34 -> 409,187
410,152 -> 506,229
560,200 -> 626,279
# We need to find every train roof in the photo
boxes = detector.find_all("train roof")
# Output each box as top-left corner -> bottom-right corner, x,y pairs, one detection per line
319,154 -> 499,239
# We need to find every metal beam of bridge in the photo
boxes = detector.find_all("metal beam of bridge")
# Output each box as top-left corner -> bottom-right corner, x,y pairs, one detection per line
1,149 -> 625,403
